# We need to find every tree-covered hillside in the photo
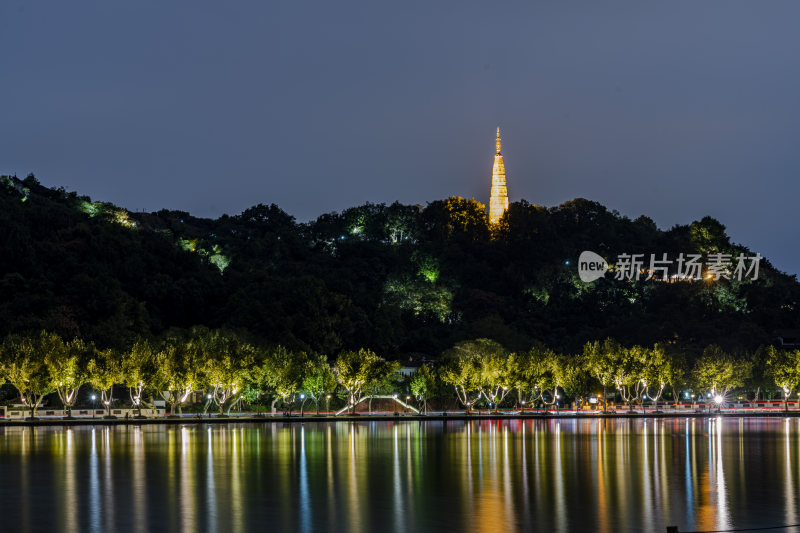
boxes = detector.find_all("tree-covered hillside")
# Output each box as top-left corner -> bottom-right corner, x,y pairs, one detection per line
1,174 -> 797,360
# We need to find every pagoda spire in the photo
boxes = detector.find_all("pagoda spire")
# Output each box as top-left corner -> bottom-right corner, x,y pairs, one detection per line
489,127 -> 509,225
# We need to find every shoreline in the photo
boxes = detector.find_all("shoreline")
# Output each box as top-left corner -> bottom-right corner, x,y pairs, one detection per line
3,411 -> 800,427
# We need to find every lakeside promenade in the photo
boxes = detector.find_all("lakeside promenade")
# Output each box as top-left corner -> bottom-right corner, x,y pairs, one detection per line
4,407 -> 800,426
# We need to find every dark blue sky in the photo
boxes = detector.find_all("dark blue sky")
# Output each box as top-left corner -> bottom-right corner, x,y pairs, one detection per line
3,2 -> 800,274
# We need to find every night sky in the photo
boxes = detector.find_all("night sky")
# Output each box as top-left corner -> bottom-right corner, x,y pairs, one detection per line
3,2 -> 800,274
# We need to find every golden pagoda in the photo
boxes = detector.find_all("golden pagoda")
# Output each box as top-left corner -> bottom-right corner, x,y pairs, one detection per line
488,127 -> 509,225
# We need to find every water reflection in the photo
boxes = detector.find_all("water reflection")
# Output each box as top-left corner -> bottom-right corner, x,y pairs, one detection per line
0,418 -> 799,532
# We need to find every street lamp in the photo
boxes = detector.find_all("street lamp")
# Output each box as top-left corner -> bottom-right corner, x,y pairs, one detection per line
326,394 -> 331,415
91,394 -> 96,419
714,395 -> 723,413
300,394 -> 305,417
405,395 -> 410,414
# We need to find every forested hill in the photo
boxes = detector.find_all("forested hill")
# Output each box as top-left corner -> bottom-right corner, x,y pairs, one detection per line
1,174 -> 798,359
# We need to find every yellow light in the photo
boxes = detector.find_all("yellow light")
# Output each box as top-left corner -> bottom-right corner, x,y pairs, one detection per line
488,127 -> 509,225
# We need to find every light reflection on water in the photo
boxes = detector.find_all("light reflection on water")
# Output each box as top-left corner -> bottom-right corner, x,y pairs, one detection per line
0,418 -> 799,532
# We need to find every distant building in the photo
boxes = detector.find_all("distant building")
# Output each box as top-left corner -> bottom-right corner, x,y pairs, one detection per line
488,127 -> 509,225
397,353 -> 431,377
775,330 -> 800,347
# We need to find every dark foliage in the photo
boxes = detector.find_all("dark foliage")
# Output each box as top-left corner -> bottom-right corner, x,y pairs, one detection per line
1,175 -> 797,361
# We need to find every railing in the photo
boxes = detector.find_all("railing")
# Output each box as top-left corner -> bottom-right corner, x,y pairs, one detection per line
2,407 -> 165,419
3,401 -> 800,420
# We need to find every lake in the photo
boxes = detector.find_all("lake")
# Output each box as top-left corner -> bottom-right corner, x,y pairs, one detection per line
0,418 -> 798,532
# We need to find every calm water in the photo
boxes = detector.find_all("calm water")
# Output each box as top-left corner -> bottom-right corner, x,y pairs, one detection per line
1,418 -> 799,532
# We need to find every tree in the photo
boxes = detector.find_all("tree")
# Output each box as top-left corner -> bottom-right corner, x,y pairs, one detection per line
664,348 -> 688,405
440,341 -> 484,413
0,332 -> 56,419
765,346 -> 800,411
640,344 -> 671,411
87,347 -> 124,418
422,196 -> 490,242
302,355 -> 337,414
409,364 -> 437,414
475,341 -> 513,412
693,344 -> 752,411
122,338 -> 157,417
527,346 -> 560,412
199,329 -> 255,415
583,339 -> 622,412
46,335 -> 91,418
363,358 -> 401,413
612,346 -> 645,411
556,353 -> 590,409
264,346 -> 309,414
152,333 -> 200,416
334,348 -> 391,414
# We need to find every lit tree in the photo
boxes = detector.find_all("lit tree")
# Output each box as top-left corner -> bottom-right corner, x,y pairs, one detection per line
476,341 -> 512,412
122,338 -> 157,418
301,354 -> 337,414
766,346 -> 800,411
385,201 -> 420,244
507,350 -> 533,411
529,346 -> 560,412
238,346 -> 271,415
152,334 -> 199,416
409,364 -> 437,414
612,346 -> 645,411
747,346 -> 777,402
665,348 -> 688,405
87,348 -> 124,418
693,344 -> 752,410
640,344 -> 671,411
199,330 -> 255,415
361,358 -> 402,413
583,338 -> 622,412
46,336 -> 91,418
440,341 -> 484,413
556,353 -> 590,409
263,346 -> 309,414
334,348 -> 392,414
0,332 -> 56,419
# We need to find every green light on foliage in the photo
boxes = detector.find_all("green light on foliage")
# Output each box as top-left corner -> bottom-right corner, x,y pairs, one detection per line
113,209 -> 137,228
179,240 -> 231,273
209,253 -> 231,273
413,253 -> 440,283
178,238 -> 197,252
80,201 -> 102,217
384,278 -> 453,322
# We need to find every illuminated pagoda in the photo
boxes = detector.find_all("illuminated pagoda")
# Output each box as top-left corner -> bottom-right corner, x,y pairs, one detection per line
488,127 -> 509,225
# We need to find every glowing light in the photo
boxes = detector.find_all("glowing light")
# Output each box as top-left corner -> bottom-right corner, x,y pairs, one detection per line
714,395 -> 723,404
